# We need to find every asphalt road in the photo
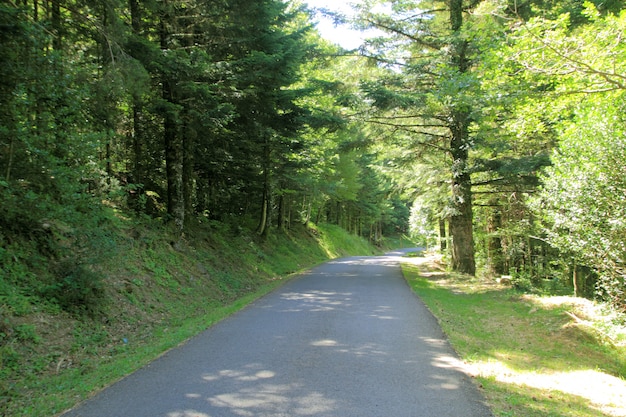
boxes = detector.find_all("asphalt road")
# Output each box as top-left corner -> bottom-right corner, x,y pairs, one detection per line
60,250 -> 492,417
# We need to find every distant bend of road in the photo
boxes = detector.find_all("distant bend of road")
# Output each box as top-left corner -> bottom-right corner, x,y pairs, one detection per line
60,249 -> 492,417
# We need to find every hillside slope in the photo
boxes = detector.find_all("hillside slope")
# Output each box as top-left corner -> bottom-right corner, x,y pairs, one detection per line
1,216 -> 382,416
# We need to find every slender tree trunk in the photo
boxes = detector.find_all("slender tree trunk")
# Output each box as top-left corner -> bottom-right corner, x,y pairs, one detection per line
5,136 -> 14,182
161,9 -> 184,231
487,203 -> 505,275
287,195 -> 292,229
129,0 -> 144,190
131,106 -> 144,182
316,200 -> 324,224
257,189 -> 269,236
129,0 -> 140,31
277,193 -> 285,232
302,195 -> 312,225
183,117 -> 196,225
51,0 -> 61,51
257,135 -> 271,237
164,103 -> 184,231
439,218 -> 447,252
105,141 -> 112,177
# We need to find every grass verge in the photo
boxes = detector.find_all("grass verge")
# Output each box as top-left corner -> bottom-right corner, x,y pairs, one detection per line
401,253 -> 626,417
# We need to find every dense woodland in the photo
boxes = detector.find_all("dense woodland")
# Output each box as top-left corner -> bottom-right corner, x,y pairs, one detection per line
1,0 -> 626,318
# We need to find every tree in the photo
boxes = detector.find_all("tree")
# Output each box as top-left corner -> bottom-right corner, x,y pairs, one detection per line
350,0 -> 485,273
536,98 -> 626,304
507,3 -> 626,306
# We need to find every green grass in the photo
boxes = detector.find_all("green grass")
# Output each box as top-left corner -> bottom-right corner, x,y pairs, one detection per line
1,220 -> 382,417
312,223 -> 379,258
402,254 -> 626,417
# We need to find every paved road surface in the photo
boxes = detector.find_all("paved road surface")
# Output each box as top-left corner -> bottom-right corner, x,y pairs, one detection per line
61,250 -> 492,417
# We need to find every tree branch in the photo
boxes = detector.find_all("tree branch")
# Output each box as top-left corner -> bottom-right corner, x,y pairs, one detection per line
364,18 -> 443,51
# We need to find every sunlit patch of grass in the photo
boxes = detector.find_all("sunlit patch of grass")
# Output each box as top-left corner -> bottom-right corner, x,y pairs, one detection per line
313,223 -> 378,258
402,254 -> 626,417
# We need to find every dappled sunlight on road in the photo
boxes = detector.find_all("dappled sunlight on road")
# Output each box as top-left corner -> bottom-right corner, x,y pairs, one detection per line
201,368 -> 275,382
209,386 -> 333,416
186,363 -> 337,417
335,342 -> 389,358
310,339 -> 338,346
309,338 -> 389,358
279,290 -> 353,312
369,304 -> 399,320
167,410 -> 210,417
327,254 -> 407,268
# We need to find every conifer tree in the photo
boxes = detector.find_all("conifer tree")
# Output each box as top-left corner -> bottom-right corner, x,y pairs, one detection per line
353,0 -> 480,273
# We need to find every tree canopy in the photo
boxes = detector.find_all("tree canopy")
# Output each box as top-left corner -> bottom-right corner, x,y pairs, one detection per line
2,0 -> 626,310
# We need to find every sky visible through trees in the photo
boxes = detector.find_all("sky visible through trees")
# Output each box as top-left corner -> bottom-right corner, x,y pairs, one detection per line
305,0 -> 379,49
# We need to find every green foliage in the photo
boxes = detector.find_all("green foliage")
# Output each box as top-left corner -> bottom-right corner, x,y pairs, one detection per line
479,1 -> 626,308
43,260 -> 106,317
14,324 -> 40,344
534,96 -> 626,308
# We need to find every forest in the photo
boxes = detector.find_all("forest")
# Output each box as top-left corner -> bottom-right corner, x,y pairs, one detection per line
1,0 -> 626,326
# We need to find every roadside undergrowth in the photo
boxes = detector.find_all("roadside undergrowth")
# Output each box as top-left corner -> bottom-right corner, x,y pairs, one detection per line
402,253 -> 626,417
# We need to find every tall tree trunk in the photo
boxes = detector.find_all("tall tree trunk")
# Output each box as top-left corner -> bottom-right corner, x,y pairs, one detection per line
303,196 -> 312,225
257,188 -> 269,236
487,203 -> 505,275
164,101 -> 184,231
257,135 -> 271,237
131,105 -> 144,183
449,113 -> 475,274
439,218 -> 447,252
129,0 -> 145,191
277,193 -> 285,232
51,0 -> 62,51
183,117 -> 195,226
161,9 -> 184,232
315,200 -> 324,224
447,0 -> 476,275
129,0 -> 140,31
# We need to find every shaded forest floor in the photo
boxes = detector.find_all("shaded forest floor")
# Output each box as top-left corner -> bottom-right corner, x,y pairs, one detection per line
1,214 -> 392,417
402,253 -> 626,417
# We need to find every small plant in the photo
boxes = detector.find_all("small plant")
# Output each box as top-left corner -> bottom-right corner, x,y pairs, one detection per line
43,259 -> 105,317
14,324 -> 40,344
511,269 -> 537,293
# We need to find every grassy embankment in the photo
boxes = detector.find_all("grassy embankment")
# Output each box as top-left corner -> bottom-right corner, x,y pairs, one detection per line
1,216 -> 385,417
402,252 -> 626,417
